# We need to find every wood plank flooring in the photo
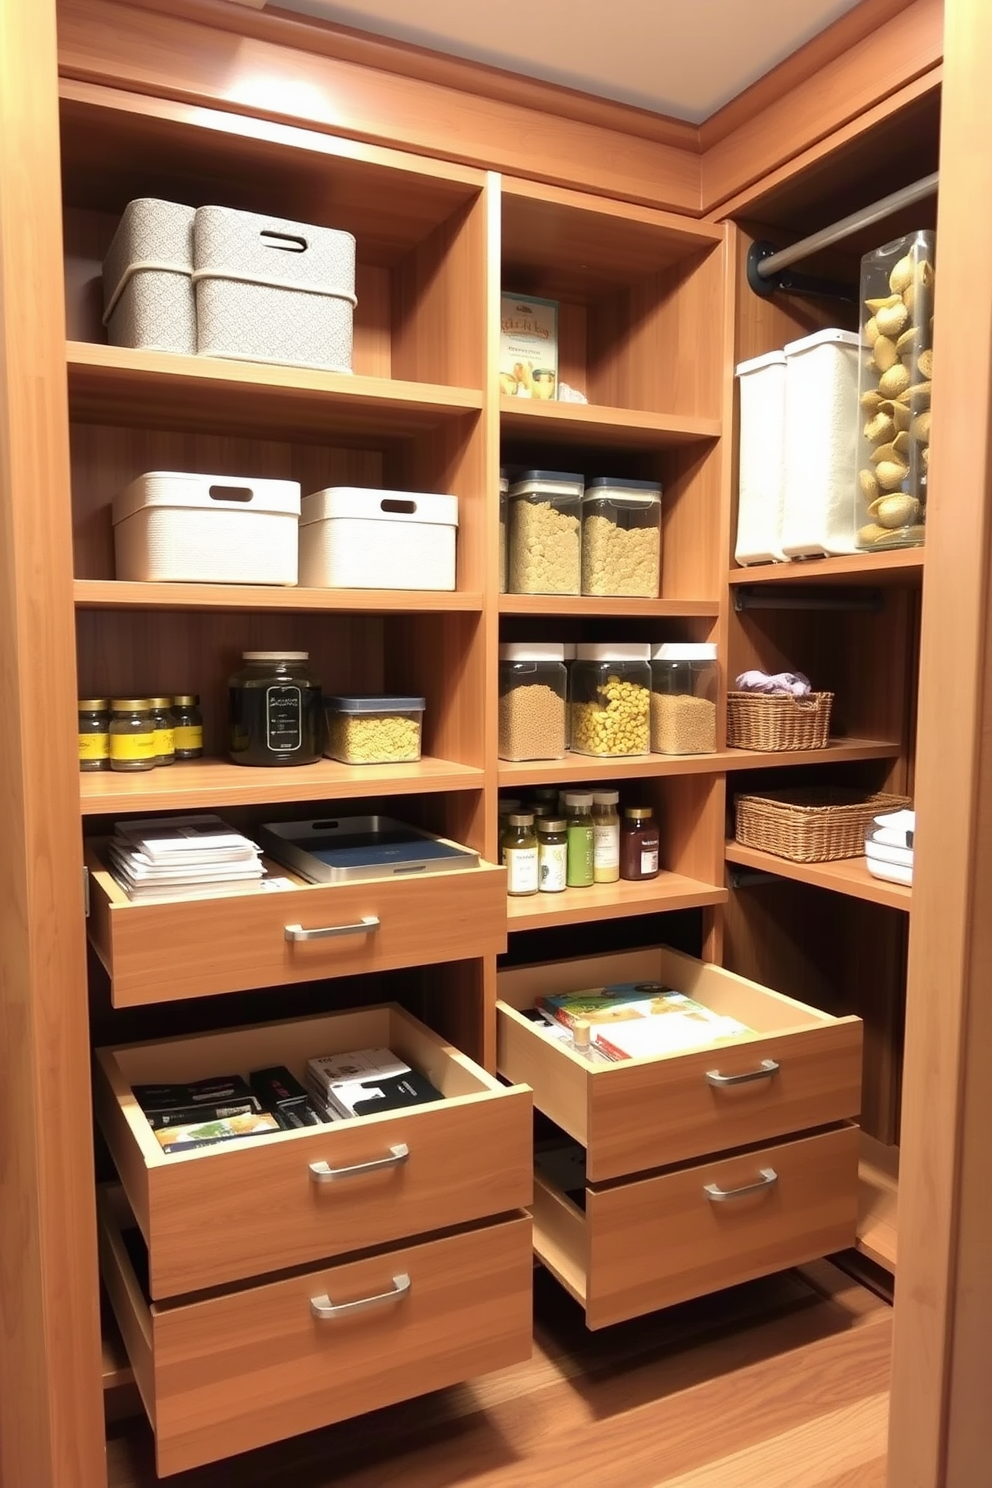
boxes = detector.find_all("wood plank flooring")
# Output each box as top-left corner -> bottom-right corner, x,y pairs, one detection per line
107,1262 -> 890,1488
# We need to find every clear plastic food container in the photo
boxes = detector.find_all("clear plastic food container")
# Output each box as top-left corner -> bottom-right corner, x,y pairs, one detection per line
499,468 -> 509,593
507,470 -> 583,595
498,643 -> 567,761
856,230 -> 934,551
569,643 -> 651,757
581,477 -> 662,597
650,643 -> 718,754
322,694 -> 425,764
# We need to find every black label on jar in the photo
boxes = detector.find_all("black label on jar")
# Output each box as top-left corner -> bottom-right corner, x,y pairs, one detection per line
265,685 -> 303,752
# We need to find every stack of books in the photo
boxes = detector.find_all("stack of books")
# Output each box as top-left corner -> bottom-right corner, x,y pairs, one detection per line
106,813 -> 265,901
535,982 -> 754,1062
305,1047 -> 445,1121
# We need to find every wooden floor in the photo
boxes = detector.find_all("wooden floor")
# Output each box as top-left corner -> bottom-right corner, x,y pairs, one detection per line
107,1262 -> 891,1488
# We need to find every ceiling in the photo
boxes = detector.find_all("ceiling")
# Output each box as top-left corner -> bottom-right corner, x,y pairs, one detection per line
273,0 -> 867,124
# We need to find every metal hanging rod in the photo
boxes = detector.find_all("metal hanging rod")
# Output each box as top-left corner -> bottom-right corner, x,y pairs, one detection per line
734,586 -> 883,613
747,171 -> 939,301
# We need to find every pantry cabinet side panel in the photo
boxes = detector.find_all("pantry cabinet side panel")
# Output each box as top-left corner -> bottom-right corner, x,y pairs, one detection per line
0,1 -> 105,1485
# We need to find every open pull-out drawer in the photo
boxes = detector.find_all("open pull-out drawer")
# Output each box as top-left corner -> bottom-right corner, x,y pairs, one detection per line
95,1003 -> 532,1298
497,946 -> 862,1182
86,842 -> 506,1006
98,1185 -> 533,1477
534,1125 -> 860,1329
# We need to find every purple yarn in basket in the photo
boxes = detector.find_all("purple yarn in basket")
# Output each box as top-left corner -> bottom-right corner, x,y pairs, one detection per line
734,670 -> 812,698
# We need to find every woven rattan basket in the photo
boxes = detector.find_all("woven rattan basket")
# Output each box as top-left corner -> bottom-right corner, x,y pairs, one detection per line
726,689 -> 833,751
734,788 -> 911,863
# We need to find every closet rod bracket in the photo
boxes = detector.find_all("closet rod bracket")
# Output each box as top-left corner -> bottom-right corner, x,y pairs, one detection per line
746,241 -> 857,303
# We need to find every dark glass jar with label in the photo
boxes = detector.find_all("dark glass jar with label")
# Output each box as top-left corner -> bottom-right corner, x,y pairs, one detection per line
229,652 -> 323,767
620,806 -> 660,881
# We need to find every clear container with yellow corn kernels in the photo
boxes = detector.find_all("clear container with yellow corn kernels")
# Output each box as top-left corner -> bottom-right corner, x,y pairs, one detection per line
569,643 -> 651,757
323,694 -> 425,765
856,229 -> 935,551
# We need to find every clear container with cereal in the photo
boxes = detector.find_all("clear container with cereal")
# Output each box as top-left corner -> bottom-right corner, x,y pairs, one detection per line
581,477 -> 662,597
570,643 -> 651,757
650,643 -> 718,754
507,470 -> 583,595
323,695 -> 425,765
498,643 -> 567,761
499,467 -> 509,593
856,230 -> 934,551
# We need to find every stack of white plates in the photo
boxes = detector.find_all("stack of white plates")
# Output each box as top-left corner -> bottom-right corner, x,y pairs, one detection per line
865,808 -> 914,886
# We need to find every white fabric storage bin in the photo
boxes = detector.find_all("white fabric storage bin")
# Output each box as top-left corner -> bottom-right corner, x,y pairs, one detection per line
781,329 -> 861,558
193,206 -> 357,373
299,488 -> 458,591
735,350 -> 787,565
113,472 -> 301,585
102,199 -> 196,355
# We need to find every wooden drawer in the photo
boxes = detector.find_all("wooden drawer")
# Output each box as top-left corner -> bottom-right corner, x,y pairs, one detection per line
534,1125 -> 859,1329
497,946 -> 862,1182
95,1003 -> 532,1299
98,1186 -> 533,1478
85,843 -> 506,1006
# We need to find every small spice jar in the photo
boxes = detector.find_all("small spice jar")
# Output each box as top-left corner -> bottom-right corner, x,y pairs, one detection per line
621,806 -> 660,881
507,471 -> 583,595
581,477 -> 662,598
503,812 -> 539,896
109,698 -> 157,772
78,698 -> 110,772
565,791 -> 595,888
650,643 -> 718,754
171,695 -> 204,759
591,789 -> 620,884
148,696 -> 176,766
537,817 -> 568,893
570,643 -> 651,756
498,643 -> 567,761
229,652 -> 323,767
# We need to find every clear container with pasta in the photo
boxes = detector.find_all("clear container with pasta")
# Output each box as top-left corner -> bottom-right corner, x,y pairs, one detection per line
569,643 -> 651,757
323,694 -> 425,764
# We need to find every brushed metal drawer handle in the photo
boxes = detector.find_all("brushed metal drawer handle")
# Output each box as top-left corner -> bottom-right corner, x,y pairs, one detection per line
705,1058 -> 780,1087
704,1167 -> 778,1203
285,915 -> 380,943
310,1143 -> 410,1184
310,1272 -> 411,1320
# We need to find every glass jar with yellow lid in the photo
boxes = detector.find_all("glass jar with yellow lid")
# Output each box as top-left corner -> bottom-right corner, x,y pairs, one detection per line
109,699 -> 156,772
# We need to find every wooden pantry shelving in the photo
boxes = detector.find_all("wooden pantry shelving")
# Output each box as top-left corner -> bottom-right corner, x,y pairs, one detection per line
505,872 -> 727,932
499,398 -> 720,448
73,580 -> 484,613
856,1133 -> 899,1273
497,595 -> 719,618
498,739 -> 901,789
726,841 -> 911,912
728,548 -> 925,587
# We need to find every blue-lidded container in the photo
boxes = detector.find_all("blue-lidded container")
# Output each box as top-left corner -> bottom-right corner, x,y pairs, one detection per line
323,694 -> 426,764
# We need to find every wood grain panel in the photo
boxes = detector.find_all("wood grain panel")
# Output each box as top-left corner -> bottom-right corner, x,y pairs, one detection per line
0,2 -> 106,1484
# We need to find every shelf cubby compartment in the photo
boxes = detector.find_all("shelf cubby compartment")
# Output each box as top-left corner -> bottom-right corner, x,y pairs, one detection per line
857,1133 -> 899,1273
506,872 -> 727,933
60,81 -> 489,392
727,841 -> 911,912
729,549 -> 925,588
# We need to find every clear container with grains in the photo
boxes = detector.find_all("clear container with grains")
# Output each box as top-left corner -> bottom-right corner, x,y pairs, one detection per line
109,698 -> 157,772
498,468 -> 509,593
149,696 -> 176,766
570,643 -> 651,757
498,642 -> 567,761
650,643 -> 718,755
856,230 -> 934,551
581,478 -> 662,597
78,698 -> 110,772
323,695 -> 425,765
507,470 -> 583,595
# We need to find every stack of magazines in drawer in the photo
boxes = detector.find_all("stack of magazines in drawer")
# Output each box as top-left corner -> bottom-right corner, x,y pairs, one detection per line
864,807 -> 915,887
532,982 -> 755,1063
107,813 -> 265,900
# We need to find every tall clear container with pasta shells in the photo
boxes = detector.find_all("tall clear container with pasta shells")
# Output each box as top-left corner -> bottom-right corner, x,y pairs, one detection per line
856,230 -> 935,550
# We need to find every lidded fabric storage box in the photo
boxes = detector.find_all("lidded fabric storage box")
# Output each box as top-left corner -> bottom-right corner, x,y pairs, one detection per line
113,472 -> 301,585
780,329 -> 861,558
102,199 -> 196,355
735,350 -> 787,565
299,487 -> 458,591
193,206 -> 357,372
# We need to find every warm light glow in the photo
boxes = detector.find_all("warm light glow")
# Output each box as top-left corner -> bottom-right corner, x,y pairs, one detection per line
225,74 -> 333,120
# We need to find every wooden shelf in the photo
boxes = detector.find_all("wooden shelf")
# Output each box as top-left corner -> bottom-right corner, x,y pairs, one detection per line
726,842 -> 911,911
101,1309 -> 133,1393
73,580 -> 483,613
498,739 -> 901,789
729,549 -> 924,587
80,756 -> 483,815
506,872 -> 726,931
856,1134 -> 899,1273
498,594 -> 719,618
500,397 -> 719,449
66,342 -> 483,444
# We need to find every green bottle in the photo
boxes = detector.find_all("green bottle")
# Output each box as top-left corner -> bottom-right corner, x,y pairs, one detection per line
565,791 -> 595,888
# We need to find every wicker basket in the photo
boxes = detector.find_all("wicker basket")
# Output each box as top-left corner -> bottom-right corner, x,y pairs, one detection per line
726,690 -> 833,751
734,788 -> 911,863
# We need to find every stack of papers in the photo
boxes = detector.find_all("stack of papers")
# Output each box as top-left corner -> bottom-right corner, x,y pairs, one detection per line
865,808 -> 915,887
107,814 -> 266,901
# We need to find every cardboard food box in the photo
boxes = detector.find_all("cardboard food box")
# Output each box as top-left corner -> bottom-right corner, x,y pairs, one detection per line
500,293 -> 559,399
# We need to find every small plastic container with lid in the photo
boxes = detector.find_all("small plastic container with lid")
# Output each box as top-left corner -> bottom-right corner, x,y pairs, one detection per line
171,694 -> 203,759
149,697 -> 176,766
507,470 -> 583,595
109,699 -> 157,772
650,643 -> 718,755
498,642 -> 567,761
229,651 -> 323,767
581,478 -> 662,597
569,643 -> 651,757
78,698 -> 110,772
323,695 -> 425,765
